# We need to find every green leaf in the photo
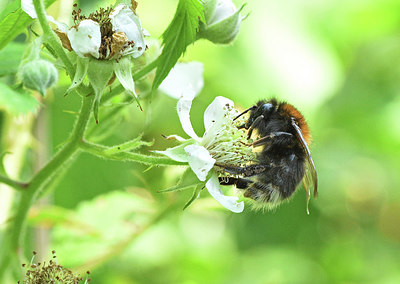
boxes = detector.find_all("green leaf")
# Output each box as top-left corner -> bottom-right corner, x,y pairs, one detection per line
152,0 -> 205,90
0,42 -> 25,77
158,168 -> 204,193
0,0 -> 57,51
45,191 -> 156,267
0,82 -> 39,114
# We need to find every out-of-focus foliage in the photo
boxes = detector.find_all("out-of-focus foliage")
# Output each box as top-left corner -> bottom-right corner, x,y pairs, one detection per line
0,0 -> 57,50
1,0 -> 400,283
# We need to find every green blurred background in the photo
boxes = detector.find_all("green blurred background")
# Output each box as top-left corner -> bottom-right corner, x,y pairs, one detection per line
2,0 -> 400,283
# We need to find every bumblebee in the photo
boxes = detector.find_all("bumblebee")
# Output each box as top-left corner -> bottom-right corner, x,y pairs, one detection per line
218,99 -> 318,211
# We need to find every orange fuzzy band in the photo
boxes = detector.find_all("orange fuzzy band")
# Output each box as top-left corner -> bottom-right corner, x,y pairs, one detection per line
280,103 -> 311,144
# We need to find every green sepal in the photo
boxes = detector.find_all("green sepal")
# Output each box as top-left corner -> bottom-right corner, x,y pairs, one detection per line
113,57 -> 142,110
65,57 -> 89,96
104,134 -> 153,155
199,3 -> 245,44
183,184 -> 203,210
87,59 -> 114,123
203,0 -> 217,23
153,140 -> 194,163
158,168 -> 204,193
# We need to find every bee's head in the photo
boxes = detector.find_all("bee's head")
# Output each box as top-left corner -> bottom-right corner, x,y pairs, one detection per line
246,99 -> 277,127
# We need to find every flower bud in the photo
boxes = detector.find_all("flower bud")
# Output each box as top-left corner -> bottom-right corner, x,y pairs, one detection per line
21,59 -> 58,96
198,0 -> 244,44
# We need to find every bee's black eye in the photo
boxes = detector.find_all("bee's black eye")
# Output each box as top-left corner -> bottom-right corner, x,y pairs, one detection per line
262,103 -> 273,113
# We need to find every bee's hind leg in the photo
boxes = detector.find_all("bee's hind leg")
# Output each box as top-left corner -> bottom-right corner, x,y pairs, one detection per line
219,177 -> 252,189
215,164 -> 272,177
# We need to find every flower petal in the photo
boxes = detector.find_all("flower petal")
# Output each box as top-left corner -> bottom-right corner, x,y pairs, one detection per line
67,19 -> 101,58
206,173 -> 244,213
203,96 -> 234,132
184,145 -> 215,181
159,62 -> 204,99
153,143 -> 189,162
21,0 -> 37,18
177,89 -> 200,141
110,4 -> 146,58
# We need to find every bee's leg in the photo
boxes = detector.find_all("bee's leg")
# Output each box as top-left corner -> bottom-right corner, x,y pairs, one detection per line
219,177 -> 252,189
251,132 -> 293,147
216,164 -> 272,177
237,123 -> 247,130
247,115 -> 264,139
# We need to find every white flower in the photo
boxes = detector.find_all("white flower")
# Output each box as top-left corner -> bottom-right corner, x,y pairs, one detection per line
21,0 -> 150,122
22,1 -> 148,60
156,92 -> 255,213
159,62 -> 204,99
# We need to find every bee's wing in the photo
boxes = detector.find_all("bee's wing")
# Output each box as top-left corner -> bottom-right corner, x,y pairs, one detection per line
291,118 -> 318,199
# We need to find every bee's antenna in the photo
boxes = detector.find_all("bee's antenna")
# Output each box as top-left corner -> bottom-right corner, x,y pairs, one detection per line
234,106 -> 257,121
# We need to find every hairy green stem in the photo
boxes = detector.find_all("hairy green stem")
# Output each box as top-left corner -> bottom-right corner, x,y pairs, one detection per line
0,95 -> 94,279
80,141 -> 186,166
0,4 -> 96,278
33,0 -> 75,78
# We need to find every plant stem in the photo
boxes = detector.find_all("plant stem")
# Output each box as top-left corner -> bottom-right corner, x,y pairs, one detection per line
0,174 -> 28,191
0,95 -> 94,279
80,141 -> 186,166
133,58 -> 159,81
33,0 -> 75,78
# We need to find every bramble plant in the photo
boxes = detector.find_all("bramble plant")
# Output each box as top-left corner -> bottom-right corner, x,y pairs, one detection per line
0,0 -> 246,281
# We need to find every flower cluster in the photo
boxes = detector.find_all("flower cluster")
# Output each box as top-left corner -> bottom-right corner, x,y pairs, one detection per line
23,0 -> 147,60
22,0 -> 149,122
56,3 -> 147,60
156,92 -> 255,213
